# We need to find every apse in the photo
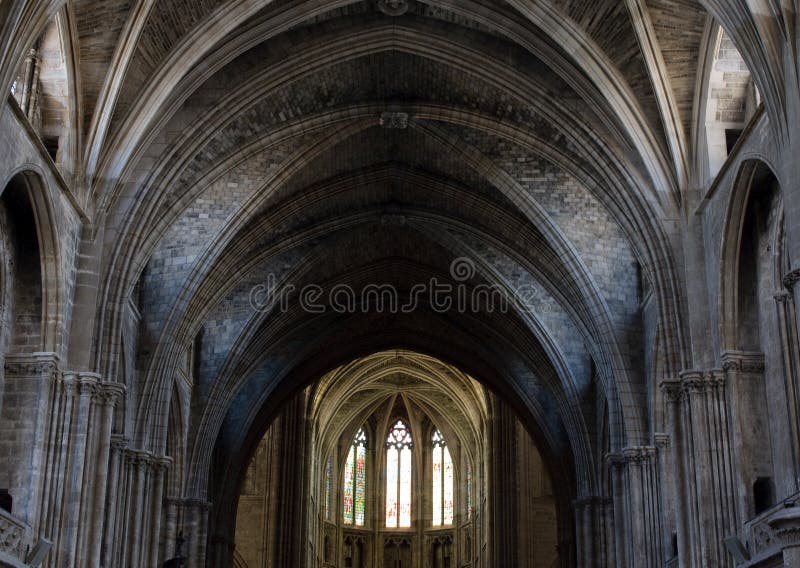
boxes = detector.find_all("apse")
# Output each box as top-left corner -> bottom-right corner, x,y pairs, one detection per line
232,351 -> 560,568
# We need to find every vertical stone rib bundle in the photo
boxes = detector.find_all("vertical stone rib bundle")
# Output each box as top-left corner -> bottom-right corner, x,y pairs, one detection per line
774,289 -> 800,485
100,444 -> 171,568
573,497 -> 614,567
35,373 -> 124,567
489,402 -> 517,567
622,446 -> 664,568
607,454 -> 627,567
661,370 -> 738,567
721,351 -> 769,527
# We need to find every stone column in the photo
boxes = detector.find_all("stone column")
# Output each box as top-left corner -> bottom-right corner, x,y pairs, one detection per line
101,436 -> 128,568
55,373 -> 99,568
672,370 -> 738,567
19,48 -> 37,113
573,497 -> 606,567
126,451 -> 149,568
162,498 -> 180,562
84,383 -> 125,566
39,372 -> 78,567
784,270 -> 800,354
182,498 -> 213,566
722,351 -> 771,524
573,500 -> 585,567
654,433 -> 677,563
601,497 -> 615,568
622,446 -> 664,567
607,453 -> 627,567
147,457 -> 172,567
775,289 -> 800,490
661,379 -> 692,567
104,450 -> 172,567
489,402 -> 517,567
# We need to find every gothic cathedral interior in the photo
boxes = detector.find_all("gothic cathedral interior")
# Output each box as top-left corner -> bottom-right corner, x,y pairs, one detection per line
0,1 -> 800,567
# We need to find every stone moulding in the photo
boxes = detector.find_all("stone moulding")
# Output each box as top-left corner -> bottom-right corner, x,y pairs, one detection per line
721,350 -> 766,373
3,352 -> 59,376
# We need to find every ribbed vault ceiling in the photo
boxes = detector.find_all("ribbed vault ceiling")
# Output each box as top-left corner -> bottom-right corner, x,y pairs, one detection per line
67,0 -> 720,504
9,0 -> 780,509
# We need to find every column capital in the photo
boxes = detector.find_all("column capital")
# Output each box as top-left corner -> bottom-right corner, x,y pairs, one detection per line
96,381 -> 126,405
654,433 -> 670,449
605,452 -> 626,470
154,456 -> 173,472
125,449 -> 153,467
775,290 -> 792,303
61,371 -> 100,395
721,350 -> 765,373
110,436 -> 129,452
659,378 -> 683,402
679,370 -> 707,393
77,373 -> 101,396
783,269 -> 800,291
679,369 -> 725,392
622,445 -> 657,465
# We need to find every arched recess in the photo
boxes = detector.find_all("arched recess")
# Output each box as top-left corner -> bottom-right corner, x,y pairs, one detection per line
721,160 -> 781,352
0,169 -> 61,354
8,8 -> 79,178
0,168 -> 61,525
695,23 -> 760,184
720,158 -> 800,519
201,313 -> 580,565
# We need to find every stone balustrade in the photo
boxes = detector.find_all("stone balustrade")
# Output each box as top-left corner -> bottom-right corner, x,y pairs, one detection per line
0,507 -> 30,566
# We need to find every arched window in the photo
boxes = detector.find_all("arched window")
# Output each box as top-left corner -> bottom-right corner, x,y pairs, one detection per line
386,420 -> 413,528
432,429 -> 454,526
343,428 -> 367,526
324,455 -> 333,521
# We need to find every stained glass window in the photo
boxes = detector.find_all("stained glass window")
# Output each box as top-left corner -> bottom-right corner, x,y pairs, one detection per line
325,456 -> 333,521
386,420 -> 413,528
432,429 -> 454,526
343,428 -> 367,526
